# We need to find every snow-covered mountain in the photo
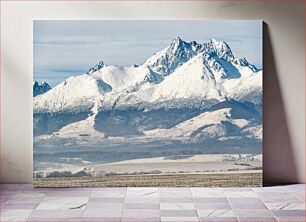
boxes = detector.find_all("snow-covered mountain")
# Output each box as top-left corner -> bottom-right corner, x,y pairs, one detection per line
144,100 -> 261,141
143,37 -> 202,76
33,81 -> 51,97
34,74 -> 111,113
33,37 -> 262,151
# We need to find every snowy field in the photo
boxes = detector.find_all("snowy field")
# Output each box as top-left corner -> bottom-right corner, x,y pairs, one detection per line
34,154 -> 262,178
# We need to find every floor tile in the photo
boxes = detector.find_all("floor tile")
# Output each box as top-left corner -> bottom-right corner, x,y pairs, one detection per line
125,197 -> 159,204
225,191 -> 258,198
227,198 -> 263,204
160,197 -> 194,203
224,188 -> 252,192
253,186 -> 289,193
86,202 -> 123,209
89,197 -> 125,203
11,191 -> 46,199
0,209 -> 32,221
159,188 -> 191,192
83,217 -> 121,222
271,209 -> 305,217
1,196 -> 10,206
91,189 -> 126,198
36,196 -> 88,210
46,190 -> 91,197
258,192 -> 300,203
194,197 -> 228,203
6,197 -> 44,204
198,209 -> 235,217
196,202 -> 231,209
20,184 -> 50,192
0,184 -> 305,222
286,184 -> 305,190
27,217 -> 83,221
161,210 -> 198,217
48,187 -> 92,192
237,218 -> 277,222
160,203 -> 196,210
257,191 -> 297,196
83,208 -> 123,217
292,192 -> 305,201
2,203 -> 39,209
159,192 -> 193,198
230,203 -> 266,209
126,187 -> 158,198
192,188 -> 225,197
159,188 -> 192,198
234,209 -> 274,218
122,217 -> 161,222
161,216 -> 199,222
276,217 -> 306,222
90,187 -> 125,193
265,202 -> 305,210
228,198 -> 266,209
262,197 -> 302,204
125,203 -> 160,209
29,209 -> 84,218
122,209 -> 160,218
200,217 -> 238,221
1,184 -> 23,191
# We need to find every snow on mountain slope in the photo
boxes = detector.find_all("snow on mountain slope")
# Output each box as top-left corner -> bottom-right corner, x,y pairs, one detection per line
34,37 -> 262,115
203,39 -> 235,62
222,70 -> 262,105
242,125 -> 262,140
90,64 -> 163,92
109,45 -> 261,108
57,100 -> 104,139
121,52 -> 225,104
33,81 -> 51,97
140,37 -> 261,104
141,99 -> 261,142
87,61 -> 105,74
143,37 -> 257,80
143,37 -> 201,76
33,65 -> 163,114
150,53 -> 224,101
33,74 -> 111,113
206,56 -> 256,82
144,108 -> 245,140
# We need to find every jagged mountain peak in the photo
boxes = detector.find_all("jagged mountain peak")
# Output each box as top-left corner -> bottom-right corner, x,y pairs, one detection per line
143,37 -> 197,76
143,66 -> 164,84
203,39 -> 235,61
170,36 -> 187,47
87,60 -> 105,74
33,81 -> 51,97
143,38 -> 241,76
86,38 -> 256,79
33,74 -> 112,113
189,40 -> 198,46
172,36 -> 183,43
34,37 -> 261,114
236,57 -> 259,72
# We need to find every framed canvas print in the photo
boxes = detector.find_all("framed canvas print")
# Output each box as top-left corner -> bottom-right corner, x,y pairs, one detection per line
33,20 -> 262,187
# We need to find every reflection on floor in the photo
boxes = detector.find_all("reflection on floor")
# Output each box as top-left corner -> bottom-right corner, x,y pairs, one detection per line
1,184 -> 305,222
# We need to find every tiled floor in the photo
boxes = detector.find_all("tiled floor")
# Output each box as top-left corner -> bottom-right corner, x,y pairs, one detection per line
0,184 -> 305,222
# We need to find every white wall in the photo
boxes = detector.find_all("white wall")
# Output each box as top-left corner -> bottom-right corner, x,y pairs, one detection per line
1,1 -> 305,184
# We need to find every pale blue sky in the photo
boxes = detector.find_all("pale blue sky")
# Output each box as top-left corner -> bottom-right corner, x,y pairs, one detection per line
34,20 -> 262,87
